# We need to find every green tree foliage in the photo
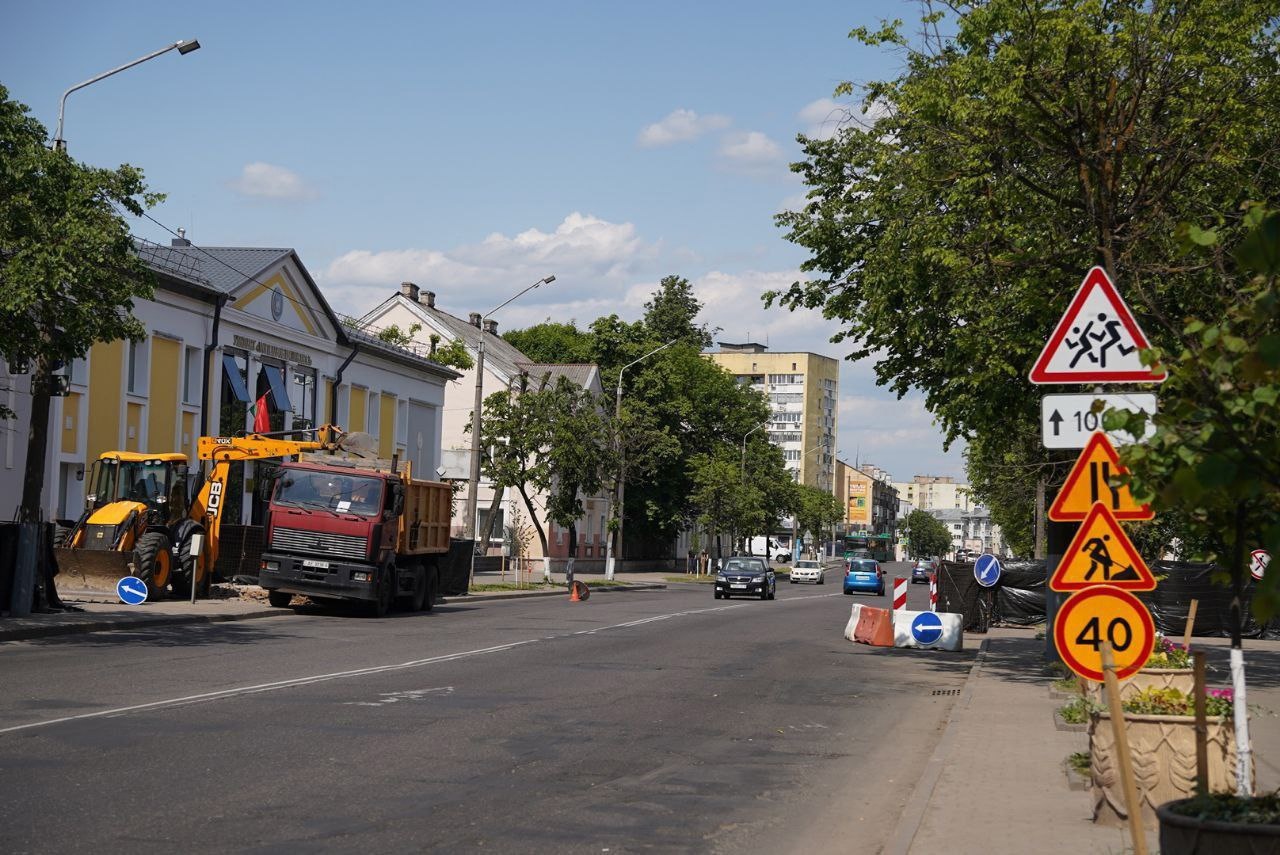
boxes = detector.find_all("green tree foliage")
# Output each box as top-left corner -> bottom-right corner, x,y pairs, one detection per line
643,275 -> 714,349
1108,206 -> 1280,620
429,336 -> 474,371
903,509 -> 951,560
793,484 -> 843,555
689,451 -> 761,559
772,1 -> 1280,532
501,320 -> 594,364
375,322 -> 421,347
0,86 -> 163,520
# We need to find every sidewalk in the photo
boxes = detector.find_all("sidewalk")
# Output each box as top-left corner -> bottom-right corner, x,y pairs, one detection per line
0,574 -> 670,642
887,628 -> 1280,854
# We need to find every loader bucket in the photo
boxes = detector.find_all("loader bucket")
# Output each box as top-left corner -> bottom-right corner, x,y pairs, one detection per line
54,548 -> 135,601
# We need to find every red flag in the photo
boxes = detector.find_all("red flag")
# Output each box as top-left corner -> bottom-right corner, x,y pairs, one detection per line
253,393 -> 271,433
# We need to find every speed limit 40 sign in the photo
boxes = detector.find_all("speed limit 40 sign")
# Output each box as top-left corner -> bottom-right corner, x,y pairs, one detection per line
1054,586 -> 1155,683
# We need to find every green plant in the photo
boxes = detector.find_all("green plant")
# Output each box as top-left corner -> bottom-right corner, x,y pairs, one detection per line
1122,687 -> 1233,718
1052,675 -> 1080,693
1144,635 -> 1194,669
1068,751 -> 1091,777
1058,697 -> 1094,724
1169,791 -> 1280,824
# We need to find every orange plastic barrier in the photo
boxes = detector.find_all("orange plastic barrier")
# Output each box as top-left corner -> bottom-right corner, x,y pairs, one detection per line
853,606 -> 894,647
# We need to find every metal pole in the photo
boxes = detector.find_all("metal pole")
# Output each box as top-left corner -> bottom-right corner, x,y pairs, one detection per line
54,39 -> 200,152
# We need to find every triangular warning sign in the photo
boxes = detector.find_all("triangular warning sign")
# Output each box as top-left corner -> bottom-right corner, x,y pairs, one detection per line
1030,267 -> 1166,384
1049,432 -> 1154,521
1050,503 -> 1157,592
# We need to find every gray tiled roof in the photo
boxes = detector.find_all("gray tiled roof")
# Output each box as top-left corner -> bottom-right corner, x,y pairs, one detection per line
376,295 -> 533,382
515,362 -> 601,394
150,245 -> 294,295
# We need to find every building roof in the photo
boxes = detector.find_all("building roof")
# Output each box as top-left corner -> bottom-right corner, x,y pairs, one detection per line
515,362 -> 601,394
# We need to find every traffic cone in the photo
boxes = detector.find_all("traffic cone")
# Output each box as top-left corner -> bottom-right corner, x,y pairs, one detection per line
569,580 -> 589,602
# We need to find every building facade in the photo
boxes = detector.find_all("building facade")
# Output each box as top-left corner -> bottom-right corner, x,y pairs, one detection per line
835,459 -> 899,538
893,474 -> 973,513
708,343 -> 839,491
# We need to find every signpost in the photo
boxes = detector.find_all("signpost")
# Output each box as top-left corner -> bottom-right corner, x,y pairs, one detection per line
1252,549 -> 1270,582
1048,432 -> 1154,522
974,553 -> 1001,588
1050,503 -> 1157,592
1053,586 -> 1155,682
116,576 -> 149,605
1040,393 -> 1157,449
910,610 -> 944,646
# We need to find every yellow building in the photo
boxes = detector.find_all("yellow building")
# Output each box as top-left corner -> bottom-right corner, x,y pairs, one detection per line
708,343 -> 838,491
835,460 -> 899,537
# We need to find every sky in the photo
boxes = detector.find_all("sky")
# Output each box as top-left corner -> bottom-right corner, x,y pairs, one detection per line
1,0 -> 967,483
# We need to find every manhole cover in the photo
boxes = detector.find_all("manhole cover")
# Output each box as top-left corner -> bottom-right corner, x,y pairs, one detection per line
931,688 -> 961,696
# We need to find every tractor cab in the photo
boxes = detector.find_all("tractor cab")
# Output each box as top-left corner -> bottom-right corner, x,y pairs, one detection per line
84,452 -> 191,525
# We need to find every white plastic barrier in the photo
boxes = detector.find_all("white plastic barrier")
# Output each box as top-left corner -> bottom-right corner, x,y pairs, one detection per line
892,609 -> 964,651
843,603 -> 865,641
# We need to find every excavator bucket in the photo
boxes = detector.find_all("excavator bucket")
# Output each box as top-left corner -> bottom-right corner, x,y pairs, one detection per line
54,548 -> 135,600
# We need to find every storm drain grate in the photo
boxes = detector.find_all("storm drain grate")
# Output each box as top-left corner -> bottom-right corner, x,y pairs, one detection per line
931,689 -> 961,696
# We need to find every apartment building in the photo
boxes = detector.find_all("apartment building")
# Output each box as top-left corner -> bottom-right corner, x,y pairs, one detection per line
893,474 -> 974,513
834,459 -> 899,537
708,343 -> 838,491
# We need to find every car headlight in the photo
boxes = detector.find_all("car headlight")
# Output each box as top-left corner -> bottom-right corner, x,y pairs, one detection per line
752,574 -> 765,583
716,573 -> 727,581
261,560 -> 279,572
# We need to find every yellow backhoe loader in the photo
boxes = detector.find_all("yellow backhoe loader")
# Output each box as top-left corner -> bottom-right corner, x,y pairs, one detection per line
54,426 -> 367,599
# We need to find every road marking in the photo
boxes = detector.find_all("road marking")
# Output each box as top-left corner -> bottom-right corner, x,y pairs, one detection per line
0,597 -> 830,735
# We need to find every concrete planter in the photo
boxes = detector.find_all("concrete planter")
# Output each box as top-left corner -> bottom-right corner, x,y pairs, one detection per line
1084,667 -> 1195,704
1156,798 -> 1280,855
1089,711 -> 1238,828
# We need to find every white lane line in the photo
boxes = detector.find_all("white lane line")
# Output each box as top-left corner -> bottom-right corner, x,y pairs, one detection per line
0,601 -> 750,735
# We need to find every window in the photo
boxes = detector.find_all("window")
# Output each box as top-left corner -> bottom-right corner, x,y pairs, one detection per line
127,338 -> 149,394
291,367 -> 317,432
183,346 -> 201,404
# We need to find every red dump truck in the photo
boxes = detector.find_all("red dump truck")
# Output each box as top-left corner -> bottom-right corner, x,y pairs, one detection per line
256,452 -> 453,616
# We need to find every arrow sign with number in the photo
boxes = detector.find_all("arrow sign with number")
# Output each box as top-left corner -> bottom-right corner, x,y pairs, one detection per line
1049,410 -> 1063,437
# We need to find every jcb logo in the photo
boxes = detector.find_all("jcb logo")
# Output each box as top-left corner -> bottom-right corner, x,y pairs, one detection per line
207,481 -> 224,518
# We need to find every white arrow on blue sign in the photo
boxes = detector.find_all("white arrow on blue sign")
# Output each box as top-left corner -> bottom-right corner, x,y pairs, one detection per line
117,576 -> 149,605
974,553 -> 1002,588
911,611 -> 944,645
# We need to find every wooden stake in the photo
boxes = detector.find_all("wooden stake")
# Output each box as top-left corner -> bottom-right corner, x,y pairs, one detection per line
1101,641 -> 1148,855
1183,599 -> 1199,650
1193,649 -> 1209,796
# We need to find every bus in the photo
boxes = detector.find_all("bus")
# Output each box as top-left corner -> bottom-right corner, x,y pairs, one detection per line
843,532 -> 893,563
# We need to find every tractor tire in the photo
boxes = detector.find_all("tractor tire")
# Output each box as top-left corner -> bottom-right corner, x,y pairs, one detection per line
133,531 -> 173,598
169,520 -> 204,599
364,566 -> 394,618
267,590 -> 293,608
53,525 -> 72,548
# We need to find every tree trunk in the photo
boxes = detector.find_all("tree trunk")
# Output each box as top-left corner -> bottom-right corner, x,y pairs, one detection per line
477,482 -> 504,549
20,354 -> 53,523
517,485 -> 548,559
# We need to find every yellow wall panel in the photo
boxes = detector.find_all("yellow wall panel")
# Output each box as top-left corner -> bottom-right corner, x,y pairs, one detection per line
148,337 -> 180,451
379,393 -> 396,457
60,393 -> 81,454
348,386 -> 366,432
182,411 -> 196,461
86,340 -> 124,463
125,403 -> 143,452
323,379 -> 334,423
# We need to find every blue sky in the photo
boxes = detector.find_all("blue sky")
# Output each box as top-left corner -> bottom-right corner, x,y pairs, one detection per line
2,0 -> 967,483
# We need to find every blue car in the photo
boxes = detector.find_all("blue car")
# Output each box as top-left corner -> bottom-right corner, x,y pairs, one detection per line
843,558 -> 884,596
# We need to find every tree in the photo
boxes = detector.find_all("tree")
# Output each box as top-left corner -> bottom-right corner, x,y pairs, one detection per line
793,484 -> 843,557
0,85 -> 163,527
771,1 -> 1280,535
501,320 -> 594,364
643,275 -> 714,349
689,452 -> 760,561
903,509 -> 951,560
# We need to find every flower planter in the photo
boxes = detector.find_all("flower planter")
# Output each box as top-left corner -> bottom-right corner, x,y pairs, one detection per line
1084,667 -> 1195,704
1089,711 -> 1238,828
1156,799 -> 1280,855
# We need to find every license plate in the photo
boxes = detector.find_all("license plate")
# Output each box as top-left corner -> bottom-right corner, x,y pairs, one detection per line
856,574 -> 873,581
731,584 -> 747,589
302,559 -> 330,569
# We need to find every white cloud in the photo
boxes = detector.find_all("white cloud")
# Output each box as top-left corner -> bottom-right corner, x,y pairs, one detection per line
637,108 -> 731,147
717,130 -> 785,171
797,97 -> 891,141
228,162 -> 317,201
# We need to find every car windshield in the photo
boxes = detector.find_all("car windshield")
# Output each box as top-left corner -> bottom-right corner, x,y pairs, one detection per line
849,560 -> 878,572
723,559 -> 766,573
275,470 -> 384,516
794,561 -> 821,569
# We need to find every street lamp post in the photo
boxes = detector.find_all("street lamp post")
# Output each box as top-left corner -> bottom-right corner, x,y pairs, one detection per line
736,423 -> 764,555
792,441 -> 835,561
53,39 -> 201,152
604,339 -> 675,580
465,275 -> 556,589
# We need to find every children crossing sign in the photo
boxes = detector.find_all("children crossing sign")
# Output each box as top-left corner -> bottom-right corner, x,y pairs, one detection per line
1050,503 -> 1157,592
1048,432 -> 1154,522
1029,267 -> 1166,384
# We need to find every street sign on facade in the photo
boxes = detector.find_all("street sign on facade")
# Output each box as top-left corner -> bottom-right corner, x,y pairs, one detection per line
1050,503 -> 1157,592
1048,432 -> 1154,522
1054,586 -> 1155,682
1029,267 -> 1167,384
910,610 -> 944,645
974,553 -> 1001,588
116,576 -> 148,605
1252,550 -> 1271,582
1040,393 -> 1157,450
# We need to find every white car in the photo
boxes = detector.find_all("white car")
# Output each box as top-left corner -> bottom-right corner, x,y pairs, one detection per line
789,559 -> 825,584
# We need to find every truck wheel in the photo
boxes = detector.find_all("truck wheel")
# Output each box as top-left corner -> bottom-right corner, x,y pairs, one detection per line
134,531 -> 173,598
422,566 -> 438,613
365,567 -> 393,618
267,590 -> 293,608
402,565 -> 427,612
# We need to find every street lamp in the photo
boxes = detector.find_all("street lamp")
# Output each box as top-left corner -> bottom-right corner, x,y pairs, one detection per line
53,39 -> 201,152
465,275 -> 556,589
604,339 -> 676,580
792,441 -> 837,561
740,423 -> 764,482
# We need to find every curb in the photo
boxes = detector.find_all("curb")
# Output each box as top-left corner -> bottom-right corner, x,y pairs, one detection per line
443,583 -> 666,603
0,607 -> 293,642
883,637 -> 990,855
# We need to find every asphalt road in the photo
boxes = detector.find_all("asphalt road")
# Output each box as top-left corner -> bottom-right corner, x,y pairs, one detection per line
0,562 -> 971,854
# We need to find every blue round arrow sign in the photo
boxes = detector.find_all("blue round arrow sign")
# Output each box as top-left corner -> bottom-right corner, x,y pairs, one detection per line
974,553 -> 1001,588
911,611 -> 944,645
117,576 -> 149,605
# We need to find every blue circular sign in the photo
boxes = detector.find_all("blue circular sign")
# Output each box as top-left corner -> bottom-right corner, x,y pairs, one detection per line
974,553 -> 1002,588
117,576 -> 149,605
911,611 -> 944,645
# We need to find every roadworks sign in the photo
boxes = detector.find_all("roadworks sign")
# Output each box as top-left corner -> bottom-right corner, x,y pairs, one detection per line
1029,267 -> 1166,384
1048,432 -> 1153,522
1050,503 -> 1157,592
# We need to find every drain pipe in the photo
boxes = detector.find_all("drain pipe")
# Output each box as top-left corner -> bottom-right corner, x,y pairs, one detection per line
199,293 -> 230,441
330,344 -> 359,424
